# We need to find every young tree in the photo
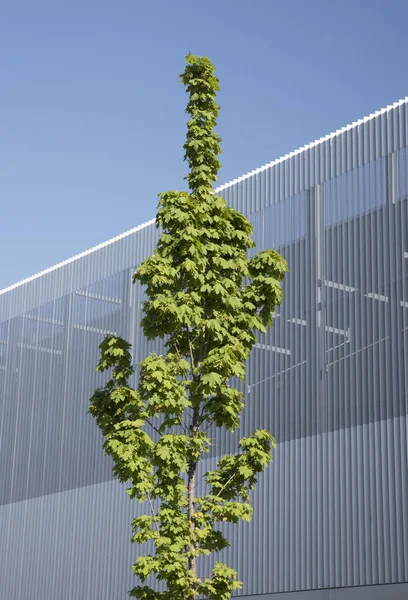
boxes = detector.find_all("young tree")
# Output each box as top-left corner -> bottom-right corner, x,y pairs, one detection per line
89,54 -> 288,600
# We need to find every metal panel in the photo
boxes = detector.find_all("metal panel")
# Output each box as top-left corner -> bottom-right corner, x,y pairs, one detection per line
0,99 -> 408,598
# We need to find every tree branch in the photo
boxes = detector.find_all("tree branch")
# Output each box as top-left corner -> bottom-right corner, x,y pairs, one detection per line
216,472 -> 237,497
147,491 -> 160,534
186,325 -> 196,377
145,418 -> 162,437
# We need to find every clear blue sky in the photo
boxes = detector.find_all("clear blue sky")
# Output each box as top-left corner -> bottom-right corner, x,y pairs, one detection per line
1,0 -> 407,290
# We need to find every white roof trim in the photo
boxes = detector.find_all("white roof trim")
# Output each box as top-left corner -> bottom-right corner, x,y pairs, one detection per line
0,218 -> 155,296
215,96 -> 408,192
1,95 -> 407,296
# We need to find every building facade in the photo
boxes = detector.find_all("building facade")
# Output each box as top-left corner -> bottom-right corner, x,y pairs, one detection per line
1,98 -> 408,599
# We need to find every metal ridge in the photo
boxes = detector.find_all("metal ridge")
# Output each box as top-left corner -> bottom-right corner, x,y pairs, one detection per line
1,95 -> 407,296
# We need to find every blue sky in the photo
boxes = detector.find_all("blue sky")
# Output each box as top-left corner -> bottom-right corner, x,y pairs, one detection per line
1,0 -> 407,289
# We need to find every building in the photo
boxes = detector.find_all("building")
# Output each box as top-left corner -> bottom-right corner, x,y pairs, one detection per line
1,98 -> 408,600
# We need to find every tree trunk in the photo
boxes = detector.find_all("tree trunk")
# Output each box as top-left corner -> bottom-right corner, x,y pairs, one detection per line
187,466 -> 196,578
187,403 -> 199,598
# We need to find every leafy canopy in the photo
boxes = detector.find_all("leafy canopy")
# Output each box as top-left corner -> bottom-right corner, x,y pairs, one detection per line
89,53 -> 288,600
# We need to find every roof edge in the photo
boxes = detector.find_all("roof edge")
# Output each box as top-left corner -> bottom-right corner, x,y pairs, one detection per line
0,218 -> 156,296
1,95 -> 407,296
216,96 -> 408,192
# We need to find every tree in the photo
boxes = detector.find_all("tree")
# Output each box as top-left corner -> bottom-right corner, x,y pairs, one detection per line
89,54 -> 288,600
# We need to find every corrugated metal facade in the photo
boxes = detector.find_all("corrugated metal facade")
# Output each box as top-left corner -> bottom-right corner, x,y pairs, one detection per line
1,99 -> 408,599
